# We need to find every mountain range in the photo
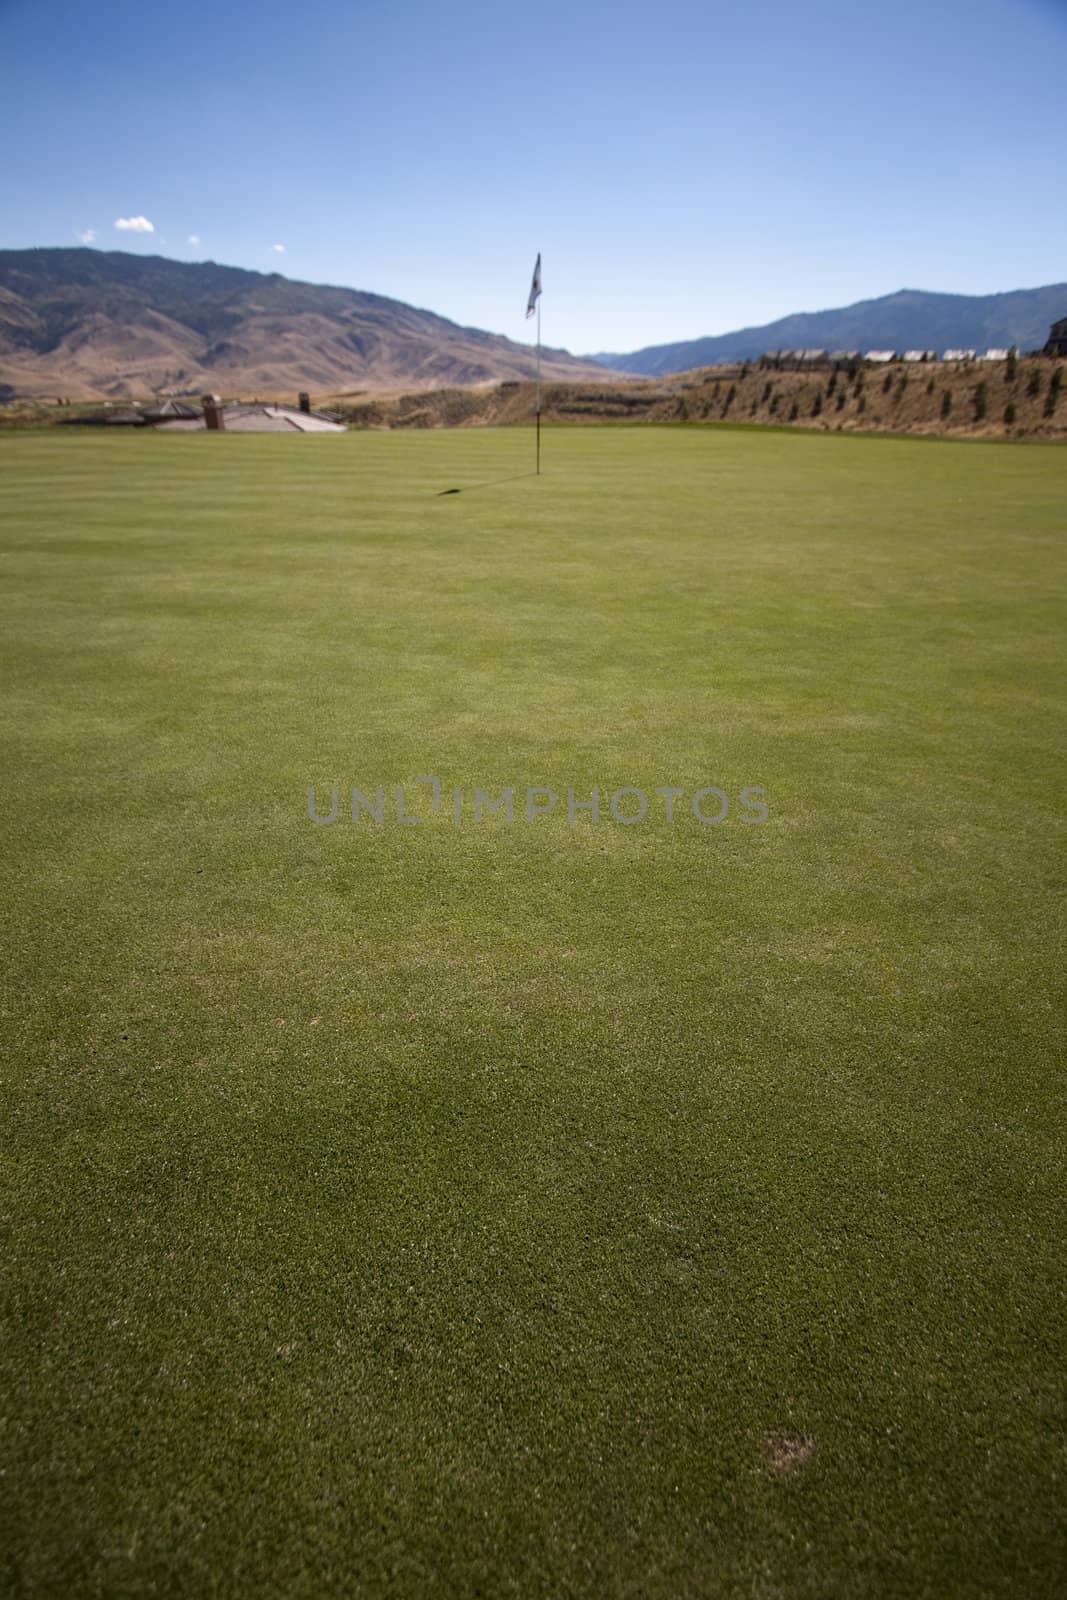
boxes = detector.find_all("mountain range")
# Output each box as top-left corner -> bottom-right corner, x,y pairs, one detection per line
592,285 -> 1067,375
0,249 -> 606,400
1,252 -> 1064,401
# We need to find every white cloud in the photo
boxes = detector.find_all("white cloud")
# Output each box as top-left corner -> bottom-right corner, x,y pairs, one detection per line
77,228 -> 96,244
114,216 -> 155,233
187,234 -> 201,246
271,243 -> 285,253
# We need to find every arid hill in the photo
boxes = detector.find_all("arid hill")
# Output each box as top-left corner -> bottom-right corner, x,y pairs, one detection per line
5,357 -> 1063,444
0,249 -> 610,400
320,355 -> 1066,441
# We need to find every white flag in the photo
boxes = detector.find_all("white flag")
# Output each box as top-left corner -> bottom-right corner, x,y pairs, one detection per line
526,253 -> 541,318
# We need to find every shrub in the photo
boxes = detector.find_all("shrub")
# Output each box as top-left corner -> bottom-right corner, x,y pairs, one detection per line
788,400 -> 799,421
1044,368 -> 1062,416
882,372 -> 893,394
836,391 -> 846,410
941,391 -> 953,419
973,382 -> 987,421
1027,369 -> 1042,399
812,393 -> 823,417
1006,346 -> 1017,382
1004,402 -> 1016,425
926,377 -> 935,394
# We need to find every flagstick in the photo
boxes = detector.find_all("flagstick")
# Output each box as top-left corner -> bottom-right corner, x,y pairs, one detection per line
535,298 -> 542,476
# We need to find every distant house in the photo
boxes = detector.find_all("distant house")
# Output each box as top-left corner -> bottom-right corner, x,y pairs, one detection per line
829,350 -> 860,363
218,403 -> 346,433
980,349 -> 1010,361
865,351 -> 896,363
765,349 -> 830,369
1044,318 -> 1067,357
903,350 -> 937,363
154,397 -> 346,433
942,349 -> 977,362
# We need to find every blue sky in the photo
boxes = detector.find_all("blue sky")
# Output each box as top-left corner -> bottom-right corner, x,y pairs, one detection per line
1,0 -> 1064,353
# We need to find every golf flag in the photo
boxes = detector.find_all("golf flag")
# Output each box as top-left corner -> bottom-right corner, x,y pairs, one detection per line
526,253 -> 542,318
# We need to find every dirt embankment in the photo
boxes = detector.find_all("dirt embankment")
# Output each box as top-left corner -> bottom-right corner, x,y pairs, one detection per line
3,358 -> 1063,439
326,356 -> 1066,440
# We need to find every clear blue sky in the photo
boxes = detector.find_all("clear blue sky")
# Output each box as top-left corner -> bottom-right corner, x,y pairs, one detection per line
1,0 -> 1064,354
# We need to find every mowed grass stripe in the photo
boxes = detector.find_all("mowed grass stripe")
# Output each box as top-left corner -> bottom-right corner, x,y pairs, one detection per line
0,427 -> 1064,1598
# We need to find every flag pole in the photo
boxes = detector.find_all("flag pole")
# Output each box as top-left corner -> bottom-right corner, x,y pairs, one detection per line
535,297 -> 541,476
526,252 -> 542,475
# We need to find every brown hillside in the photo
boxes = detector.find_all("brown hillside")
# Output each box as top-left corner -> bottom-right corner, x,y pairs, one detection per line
0,249 -> 612,400
5,358 -> 1063,443
323,356 -> 1067,441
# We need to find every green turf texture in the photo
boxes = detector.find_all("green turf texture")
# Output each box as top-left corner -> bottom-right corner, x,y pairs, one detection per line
1,427 -> 1064,1598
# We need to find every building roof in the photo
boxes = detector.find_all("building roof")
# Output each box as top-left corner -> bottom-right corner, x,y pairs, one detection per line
154,402 -> 346,434
223,404 -> 346,433
143,398 -> 201,421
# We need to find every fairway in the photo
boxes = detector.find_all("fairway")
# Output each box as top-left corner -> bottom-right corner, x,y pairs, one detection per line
1,426 -> 1064,1598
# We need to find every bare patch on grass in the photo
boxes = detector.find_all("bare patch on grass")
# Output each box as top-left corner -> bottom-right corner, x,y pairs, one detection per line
763,1430 -> 816,1474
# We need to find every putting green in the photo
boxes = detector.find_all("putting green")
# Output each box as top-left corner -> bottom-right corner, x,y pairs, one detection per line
1,426 -> 1064,1597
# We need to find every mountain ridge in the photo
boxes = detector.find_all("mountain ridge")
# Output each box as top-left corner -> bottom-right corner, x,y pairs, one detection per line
592,284 -> 1067,375
0,248 -> 609,399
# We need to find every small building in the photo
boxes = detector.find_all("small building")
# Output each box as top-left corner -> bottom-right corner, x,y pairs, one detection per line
903,350 -> 937,363
865,350 -> 896,363
1043,318 -> 1067,357
768,349 -> 829,370
154,396 -> 346,433
980,349 -> 1010,361
220,403 -> 346,433
942,349 -> 977,362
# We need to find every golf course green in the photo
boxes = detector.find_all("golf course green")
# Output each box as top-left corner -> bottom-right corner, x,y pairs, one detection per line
1,425 -> 1064,1597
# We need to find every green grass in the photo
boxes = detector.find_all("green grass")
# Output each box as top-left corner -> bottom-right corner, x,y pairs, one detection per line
1,427 -> 1064,1598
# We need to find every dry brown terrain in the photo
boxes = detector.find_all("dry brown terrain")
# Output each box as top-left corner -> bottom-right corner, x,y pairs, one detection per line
320,356 -> 1067,440
4,357 -> 1063,441
0,330 -> 611,403
0,249 -> 612,400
